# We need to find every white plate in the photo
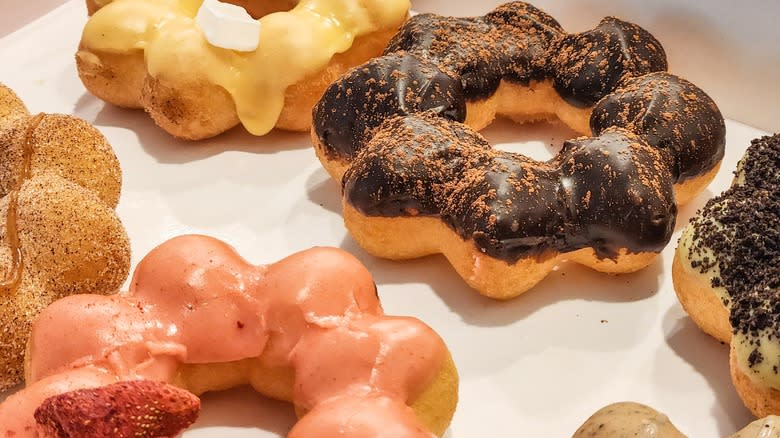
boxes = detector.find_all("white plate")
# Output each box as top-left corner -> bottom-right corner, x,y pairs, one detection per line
0,1 -> 775,436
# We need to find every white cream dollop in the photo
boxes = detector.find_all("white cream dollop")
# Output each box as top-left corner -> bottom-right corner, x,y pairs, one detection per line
195,0 -> 260,52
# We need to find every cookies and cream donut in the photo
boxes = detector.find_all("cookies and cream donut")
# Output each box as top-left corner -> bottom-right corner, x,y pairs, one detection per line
311,2 -> 725,299
673,134 -> 779,417
0,235 -> 458,437
76,0 -> 411,139
0,83 -> 130,391
573,402 -> 780,437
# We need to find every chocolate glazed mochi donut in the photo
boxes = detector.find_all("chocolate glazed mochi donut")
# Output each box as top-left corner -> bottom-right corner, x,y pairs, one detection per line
311,2 -> 725,299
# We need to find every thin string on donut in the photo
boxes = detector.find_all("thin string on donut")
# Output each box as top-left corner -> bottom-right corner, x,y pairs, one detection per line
0,113 -> 43,292
77,0 -> 412,138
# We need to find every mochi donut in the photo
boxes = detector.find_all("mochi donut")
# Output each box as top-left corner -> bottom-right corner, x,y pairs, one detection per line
673,134 -> 780,417
311,2 -> 725,299
573,402 -> 780,437
0,235 -> 458,437
0,83 -> 130,391
76,0 -> 411,140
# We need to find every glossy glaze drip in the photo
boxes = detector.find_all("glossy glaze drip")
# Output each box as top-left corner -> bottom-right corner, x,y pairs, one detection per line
344,112 -> 675,262
0,235 -> 447,436
0,113 -> 43,292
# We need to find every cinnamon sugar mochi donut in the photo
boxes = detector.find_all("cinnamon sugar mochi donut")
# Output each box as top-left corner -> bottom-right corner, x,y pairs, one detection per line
673,134 -> 779,418
311,2 -> 725,299
0,84 -> 130,391
0,235 -> 458,437
76,0 -> 411,140
573,402 -> 780,437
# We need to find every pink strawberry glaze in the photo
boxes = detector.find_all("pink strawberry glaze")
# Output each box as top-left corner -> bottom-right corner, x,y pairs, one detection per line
0,235 -> 445,437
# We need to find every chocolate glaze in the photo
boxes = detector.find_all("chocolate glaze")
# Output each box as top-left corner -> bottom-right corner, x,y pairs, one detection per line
314,2 -> 685,164
344,112 -> 676,261
312,54 -> 465,161
548,17 -> 667,108
313,1 -> 725,263
384,2 -> 564,99
688,134 -> 780,368
591,72 -> 725,182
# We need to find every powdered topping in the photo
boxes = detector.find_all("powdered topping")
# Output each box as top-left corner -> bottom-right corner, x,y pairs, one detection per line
0,113 -> 43,292
313,1 -> 724,266
344,112 -> 675,262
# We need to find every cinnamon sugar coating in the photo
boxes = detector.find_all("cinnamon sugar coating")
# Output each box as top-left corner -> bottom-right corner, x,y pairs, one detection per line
0,83 -> 130,390
34,380 -> 200,437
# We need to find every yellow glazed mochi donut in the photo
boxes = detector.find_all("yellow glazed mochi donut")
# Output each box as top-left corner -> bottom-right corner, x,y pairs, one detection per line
311,2 -> 725,299
673,134 -> 780,418
0,235 -> 458,437
0,83 -> 130,392
573,402 -> 780,437
77,0 -> 410,139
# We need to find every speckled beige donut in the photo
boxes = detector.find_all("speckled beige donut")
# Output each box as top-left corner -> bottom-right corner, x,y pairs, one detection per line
0,83 -> 130,390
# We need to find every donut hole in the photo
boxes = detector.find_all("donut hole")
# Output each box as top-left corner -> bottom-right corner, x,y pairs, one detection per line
480,117 -> 580,161
225,0 -> 299,19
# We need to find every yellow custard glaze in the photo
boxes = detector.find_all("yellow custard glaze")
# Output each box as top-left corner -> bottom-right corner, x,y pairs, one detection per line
82,0 -> 410,135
